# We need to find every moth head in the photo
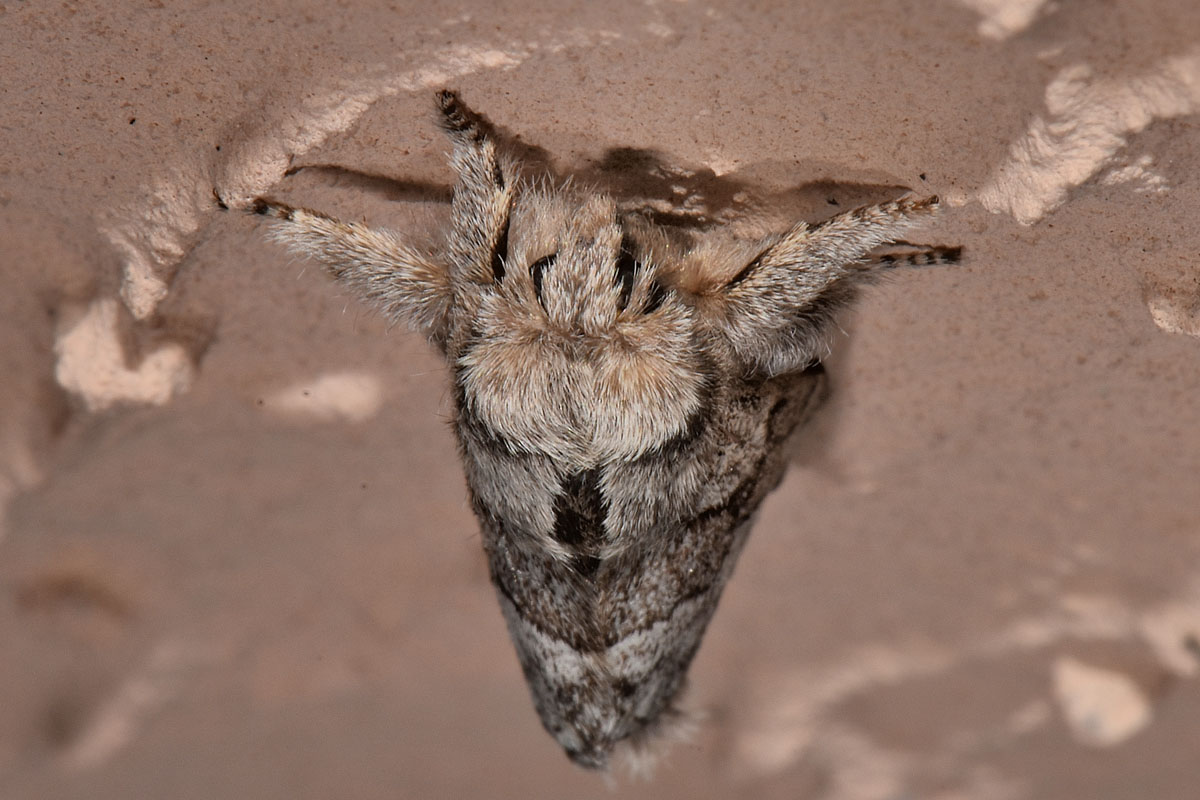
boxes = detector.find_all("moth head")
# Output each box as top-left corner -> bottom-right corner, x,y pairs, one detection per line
454,190 -> 706,467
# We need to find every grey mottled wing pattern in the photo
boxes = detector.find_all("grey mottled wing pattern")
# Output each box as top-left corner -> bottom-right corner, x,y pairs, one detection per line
462,365 -> 826,768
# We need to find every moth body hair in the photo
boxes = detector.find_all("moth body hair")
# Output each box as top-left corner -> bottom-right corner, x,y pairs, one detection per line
249,89 -> 955,771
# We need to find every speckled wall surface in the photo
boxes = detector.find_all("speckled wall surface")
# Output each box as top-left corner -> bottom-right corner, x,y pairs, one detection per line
3,1 -> 1200,797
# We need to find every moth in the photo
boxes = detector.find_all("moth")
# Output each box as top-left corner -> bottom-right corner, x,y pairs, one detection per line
248,90 -> 957,770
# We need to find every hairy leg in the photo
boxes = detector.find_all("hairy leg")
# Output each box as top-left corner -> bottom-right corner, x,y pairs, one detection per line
252,199 -> 451,343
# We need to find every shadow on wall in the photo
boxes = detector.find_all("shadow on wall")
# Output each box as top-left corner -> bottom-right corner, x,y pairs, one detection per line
279,98 -> 922,236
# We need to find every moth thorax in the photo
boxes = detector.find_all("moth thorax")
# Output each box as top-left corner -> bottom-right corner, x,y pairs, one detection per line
457,317 -> 704,467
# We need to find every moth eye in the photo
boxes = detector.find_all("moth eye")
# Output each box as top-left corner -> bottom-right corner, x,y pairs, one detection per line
530,253 -> 557,306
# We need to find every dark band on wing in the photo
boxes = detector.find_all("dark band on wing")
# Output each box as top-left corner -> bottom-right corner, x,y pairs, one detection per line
471,373 -> 809,651
530,253 -> 556,307
614,234 -> 638,311
612,224 -> 671,314
553,469 -> 606,546
492,443 -> 772,652
636,353 -> 717,462
641,394 -> 710,463
491,215 -> 510,281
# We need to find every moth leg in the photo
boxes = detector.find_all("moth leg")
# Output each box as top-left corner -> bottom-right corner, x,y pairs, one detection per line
436,89 -> 514,286
862,241 -> 963,270
252,199 -> 451,344
714,195 -> 943,376
727,195 -> 941,296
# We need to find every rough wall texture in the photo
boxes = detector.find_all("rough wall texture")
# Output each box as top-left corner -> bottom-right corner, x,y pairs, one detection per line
2,1 -> 1199,797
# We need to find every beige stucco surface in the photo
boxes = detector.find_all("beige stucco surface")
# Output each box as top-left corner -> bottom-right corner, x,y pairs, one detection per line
3,1 -> 1200,797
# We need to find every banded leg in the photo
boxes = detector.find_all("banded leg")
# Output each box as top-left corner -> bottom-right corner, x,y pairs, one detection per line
713,196 -> 944,375
436,90 -> 515,287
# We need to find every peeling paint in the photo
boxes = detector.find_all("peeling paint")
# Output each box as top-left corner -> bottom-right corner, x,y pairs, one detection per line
1052,657 -> 1152,747
63,640 -> 223,770
978,50 -> 1200,224
956,0 -> 1053,40
1147,290 -> 1200,338
53,299 -> 194,412
266,371 -> 384,423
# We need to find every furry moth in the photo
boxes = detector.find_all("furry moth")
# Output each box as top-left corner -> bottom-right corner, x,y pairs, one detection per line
248,90 -> 957,770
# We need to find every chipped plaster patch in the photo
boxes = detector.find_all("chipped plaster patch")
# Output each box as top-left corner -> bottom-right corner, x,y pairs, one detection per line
64,639 -> 222,770
1138,587 -> 1200,673
0,432 -> 42,544
1052,657 -> 1152,746
978,50 -> 1200,224
732,641 -> 956,774
99,168 -> 210,320
1100,153 -> 1169,195
956,0 -> 1054,40
265,371 -> 383,423
703,154 -> 739,177
53,298 -> 194,412
731,586 -> 1200,780
1146,289 -> 1200,338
